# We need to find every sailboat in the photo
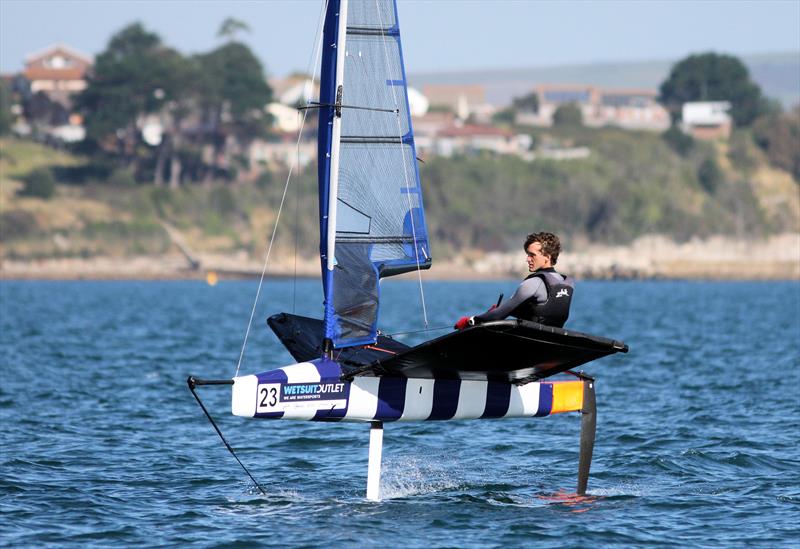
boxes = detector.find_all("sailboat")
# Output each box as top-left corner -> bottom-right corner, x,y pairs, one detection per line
189,0 -> 628,501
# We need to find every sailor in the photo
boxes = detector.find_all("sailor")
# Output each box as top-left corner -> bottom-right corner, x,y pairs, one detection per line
454,232 -> 574,329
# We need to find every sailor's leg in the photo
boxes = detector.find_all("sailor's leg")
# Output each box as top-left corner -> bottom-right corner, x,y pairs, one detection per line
367,420 -> 384,501
577,378 -> 597,495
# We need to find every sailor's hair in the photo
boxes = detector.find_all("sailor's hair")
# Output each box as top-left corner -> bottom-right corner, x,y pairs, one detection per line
524,232 -> 561,265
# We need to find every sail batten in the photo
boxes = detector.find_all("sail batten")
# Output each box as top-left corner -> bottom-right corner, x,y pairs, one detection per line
318,0 -> 430,349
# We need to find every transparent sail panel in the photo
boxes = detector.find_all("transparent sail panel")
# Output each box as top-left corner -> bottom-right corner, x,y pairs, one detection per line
347,0 -> 396,28
337,143 -> 422,241
342,35 -> 410,137
327,0 -> 430,347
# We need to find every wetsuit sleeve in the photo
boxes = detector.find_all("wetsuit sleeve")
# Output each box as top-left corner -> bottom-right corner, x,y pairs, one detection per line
474,277 -> 546,322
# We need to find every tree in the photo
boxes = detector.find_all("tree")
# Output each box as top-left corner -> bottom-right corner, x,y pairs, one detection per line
217,17 -> 250,42
23,91 -> 68,137
659,52 -> 770,127
662,125 -> 694,156
19,168 -> 56,199
0,79 -> 12,135
511,91 -> 539,113
552,103 -> 583,127
697,157 -> 723,193
195,41 -> 272,180
753,107 -> 800,182
77,23 -> 196,185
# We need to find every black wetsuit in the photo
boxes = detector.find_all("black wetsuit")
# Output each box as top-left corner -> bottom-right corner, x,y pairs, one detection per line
474,267 -> 574,327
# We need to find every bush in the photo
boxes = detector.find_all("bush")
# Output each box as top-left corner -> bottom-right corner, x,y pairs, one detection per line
552,103 -> 583,127
149,187 -> 174,216
662,126 -> 694,157
209,186 -> 236,216
0,209 -> 39,240
752,108 -> 800,182
697,157 -> 724,193
727,130 -> 759,173
18,168 -> 56,199
109,168 -> 137,187
491,108 -> 515,125
51,159 -> 113,184
255,170 -> 273,190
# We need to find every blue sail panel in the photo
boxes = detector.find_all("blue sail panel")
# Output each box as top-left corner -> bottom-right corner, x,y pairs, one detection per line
319,0 -> 431,349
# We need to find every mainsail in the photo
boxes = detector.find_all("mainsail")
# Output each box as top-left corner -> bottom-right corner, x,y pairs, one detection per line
317,0 -> 430,349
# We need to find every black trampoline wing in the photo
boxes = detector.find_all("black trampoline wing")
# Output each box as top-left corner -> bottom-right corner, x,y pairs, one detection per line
349,319 -> 628,383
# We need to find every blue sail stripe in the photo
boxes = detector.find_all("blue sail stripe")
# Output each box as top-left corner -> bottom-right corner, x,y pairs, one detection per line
386,79 -> 405,86
481,381 -> 512,419
391,0 -> 431,269
376,377 -> 406,421
535,384 -> 553,417
428,379 -> 461,420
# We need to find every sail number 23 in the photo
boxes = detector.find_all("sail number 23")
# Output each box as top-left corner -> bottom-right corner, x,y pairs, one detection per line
256,383 -> 281,412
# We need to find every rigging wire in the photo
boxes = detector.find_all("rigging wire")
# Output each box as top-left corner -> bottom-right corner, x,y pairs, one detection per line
234,0 -> 328,378
292,109 -> 302,314
374,0 -> 429,328
383,324 -> 452,337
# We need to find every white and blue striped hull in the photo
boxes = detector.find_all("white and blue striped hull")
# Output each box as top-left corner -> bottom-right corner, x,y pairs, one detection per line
232,358 -> 584,422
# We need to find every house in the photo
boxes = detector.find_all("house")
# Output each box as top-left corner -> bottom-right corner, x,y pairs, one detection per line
267,102 -> 304,133
595,88 -> 670,131
23,44 -> 92,106
269,75 -> 319,107
516,84 -> 669,131
421,84 -> 492,121
430,124 -> 531,158
681,101 -> 732,140
248,134 -> 316,171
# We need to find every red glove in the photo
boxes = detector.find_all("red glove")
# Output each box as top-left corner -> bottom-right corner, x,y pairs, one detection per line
454,316 -> 472,330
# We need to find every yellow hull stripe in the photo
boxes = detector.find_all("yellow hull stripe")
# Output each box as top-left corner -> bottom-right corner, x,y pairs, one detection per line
549,380 -> 584,414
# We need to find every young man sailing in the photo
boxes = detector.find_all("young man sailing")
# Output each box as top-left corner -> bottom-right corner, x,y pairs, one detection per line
455,232 -> 574,329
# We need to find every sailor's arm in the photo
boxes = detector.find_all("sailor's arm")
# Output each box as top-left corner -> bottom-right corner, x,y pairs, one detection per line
473,277 -> 545,323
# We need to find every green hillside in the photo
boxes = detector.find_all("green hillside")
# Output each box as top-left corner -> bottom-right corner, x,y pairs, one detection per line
1,128 -> 798,262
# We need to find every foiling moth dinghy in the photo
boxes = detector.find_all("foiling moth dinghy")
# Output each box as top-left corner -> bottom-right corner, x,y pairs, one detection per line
187,0 -> 628,501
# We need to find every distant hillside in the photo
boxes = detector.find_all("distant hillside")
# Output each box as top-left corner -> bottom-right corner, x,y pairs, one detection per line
3,124 -> 798,259
1,131 -> 798,279
409,51 -> 800,108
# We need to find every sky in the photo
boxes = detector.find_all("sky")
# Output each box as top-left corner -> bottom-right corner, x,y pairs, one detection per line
1,0 -> 799,78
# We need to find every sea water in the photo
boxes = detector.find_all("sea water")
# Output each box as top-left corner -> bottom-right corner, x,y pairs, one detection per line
1,279 -> 798,547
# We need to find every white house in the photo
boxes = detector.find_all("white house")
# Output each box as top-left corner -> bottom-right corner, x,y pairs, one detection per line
681,101 -> 732,140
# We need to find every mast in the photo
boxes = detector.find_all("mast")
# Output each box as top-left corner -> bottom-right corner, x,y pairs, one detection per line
318,0 -> 348,355
326,0 -> 349,276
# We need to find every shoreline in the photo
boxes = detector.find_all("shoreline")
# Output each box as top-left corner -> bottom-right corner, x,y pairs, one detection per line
2,233 -> 798,282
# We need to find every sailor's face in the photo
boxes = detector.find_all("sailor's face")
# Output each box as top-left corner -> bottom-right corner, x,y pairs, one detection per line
526,242 -> 551,271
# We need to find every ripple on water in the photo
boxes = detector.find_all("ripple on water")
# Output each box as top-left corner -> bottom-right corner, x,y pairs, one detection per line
1,280 -> 798,547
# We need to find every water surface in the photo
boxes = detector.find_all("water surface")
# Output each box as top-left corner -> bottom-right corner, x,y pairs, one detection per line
1,279 -> 798,547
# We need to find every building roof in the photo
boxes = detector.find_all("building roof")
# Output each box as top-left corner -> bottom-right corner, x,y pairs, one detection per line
24,66 -> 88,81
23,43 -> 92,82
423,84 -> 486,105
437,124 -> 512,138
25,43 -> 93,65
682,101 -> 732,126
